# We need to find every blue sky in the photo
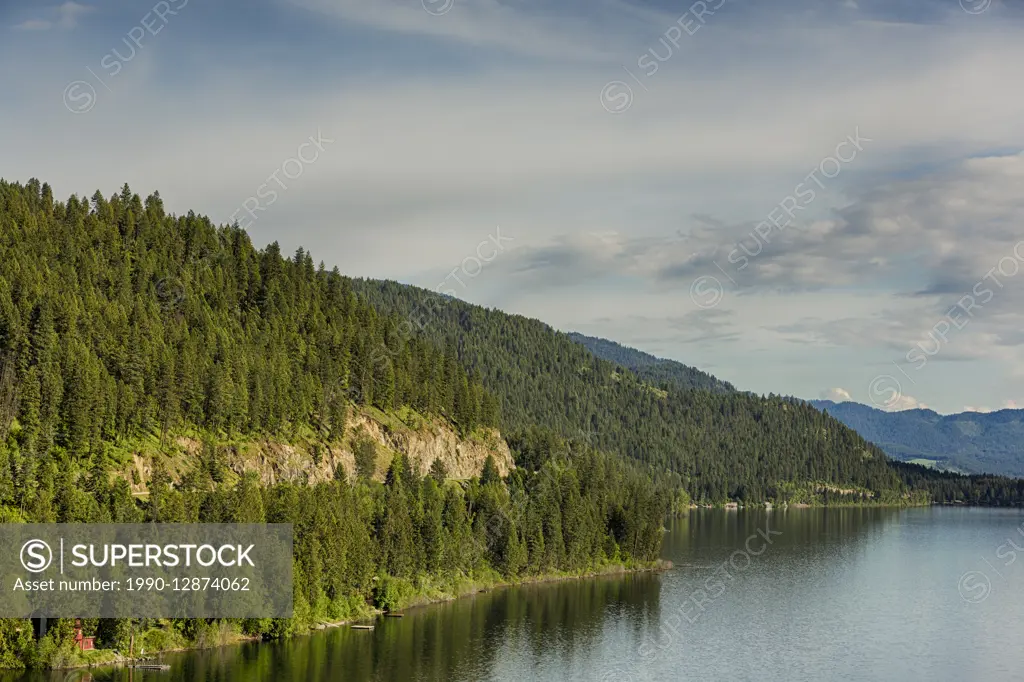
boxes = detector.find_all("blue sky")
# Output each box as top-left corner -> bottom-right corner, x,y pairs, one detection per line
2,0 -> 1023,414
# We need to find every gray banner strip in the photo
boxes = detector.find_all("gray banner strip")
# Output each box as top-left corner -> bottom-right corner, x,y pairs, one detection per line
0,524 -> 293,617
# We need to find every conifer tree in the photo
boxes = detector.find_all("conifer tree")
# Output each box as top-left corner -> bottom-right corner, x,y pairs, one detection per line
481,455 -> 501,486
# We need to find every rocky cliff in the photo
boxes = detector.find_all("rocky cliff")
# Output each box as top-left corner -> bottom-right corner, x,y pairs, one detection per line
124,408 -> 514,493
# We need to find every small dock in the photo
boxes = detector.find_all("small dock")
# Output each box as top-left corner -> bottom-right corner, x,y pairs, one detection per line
130,664 -> 171,670
351,624 -> 374,631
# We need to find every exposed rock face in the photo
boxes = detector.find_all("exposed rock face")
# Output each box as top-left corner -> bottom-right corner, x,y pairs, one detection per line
125,410 -> 513,492
344,413 -> 513,481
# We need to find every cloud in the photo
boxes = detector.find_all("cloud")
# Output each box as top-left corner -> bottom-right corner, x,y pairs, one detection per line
743,153 -> 1024,380
885,393 -> 928,412
665,309 -> 740,345
821,387 -> 853,402
963,400 -> 1019,413
284,0 -> 643,62
655,152 -> 1024,296
15,19 -> 52,30
13,2 -> 91,31
56,1 -> 92,28
480,145 -> 1024,314
484,148 -> 1024,387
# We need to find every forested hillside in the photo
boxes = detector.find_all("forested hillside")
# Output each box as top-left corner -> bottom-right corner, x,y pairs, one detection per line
567,332 -> 735,393
0,181 -> 502,454
893,461 -> 1024,506
0,179 -> 670,668
350,281 -> 1024,507
351,280 -> 919,503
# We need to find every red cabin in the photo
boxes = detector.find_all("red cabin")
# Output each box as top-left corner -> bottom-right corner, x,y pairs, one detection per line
73,619 -> 95,651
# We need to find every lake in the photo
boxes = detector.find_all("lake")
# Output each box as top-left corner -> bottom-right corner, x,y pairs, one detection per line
11,507 -> 1024,681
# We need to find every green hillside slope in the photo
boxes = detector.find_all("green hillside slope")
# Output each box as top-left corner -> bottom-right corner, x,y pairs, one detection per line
567,332 -> 735,393
351,280 -> 921,504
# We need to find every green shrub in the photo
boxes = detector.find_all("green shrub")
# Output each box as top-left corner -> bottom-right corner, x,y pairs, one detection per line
372,576 -> 413,612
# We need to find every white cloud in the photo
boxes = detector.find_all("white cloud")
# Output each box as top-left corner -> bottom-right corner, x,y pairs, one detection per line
15,19 -> 53,30
13,2 -> 91,31
821,387 -> 853,402
284,0 -> 641,62
885,394 -> 928,412
56,1 -> 92,28
963,400 -> 1019,413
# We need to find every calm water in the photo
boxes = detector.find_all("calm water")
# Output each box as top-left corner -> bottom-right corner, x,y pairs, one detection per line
12,507 -> 1024,682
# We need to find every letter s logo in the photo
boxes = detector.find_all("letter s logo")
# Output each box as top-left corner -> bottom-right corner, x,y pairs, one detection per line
21,539 -> 53,573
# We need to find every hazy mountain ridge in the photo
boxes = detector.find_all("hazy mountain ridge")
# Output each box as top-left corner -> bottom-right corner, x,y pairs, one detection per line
810,400 -> 1024,477
566,332 -> 735,394
560,333 -> 1024,502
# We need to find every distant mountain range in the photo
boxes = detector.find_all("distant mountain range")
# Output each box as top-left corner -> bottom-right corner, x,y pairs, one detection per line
810,400 -> 1024,478
567,333 -> 735,394
564,331 -> 1024,479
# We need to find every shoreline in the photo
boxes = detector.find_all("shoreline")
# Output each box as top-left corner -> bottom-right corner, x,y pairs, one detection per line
686,500 -> 931,510
49,559 -> 673,672
389,559 -> 674,614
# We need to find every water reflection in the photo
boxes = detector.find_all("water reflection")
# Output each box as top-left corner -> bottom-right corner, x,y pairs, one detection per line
668,506 -> 904,555
5,571 -> 662,682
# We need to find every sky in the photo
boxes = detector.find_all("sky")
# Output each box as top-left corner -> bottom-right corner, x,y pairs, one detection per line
1,0 -> 1023,415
